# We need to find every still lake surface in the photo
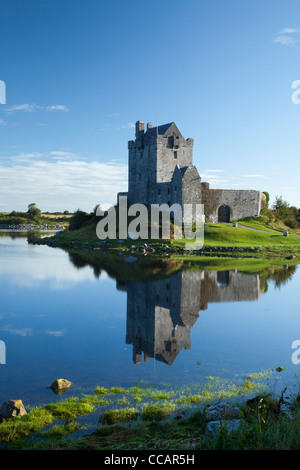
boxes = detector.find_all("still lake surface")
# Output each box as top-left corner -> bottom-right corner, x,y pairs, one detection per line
0,231 -> 299,407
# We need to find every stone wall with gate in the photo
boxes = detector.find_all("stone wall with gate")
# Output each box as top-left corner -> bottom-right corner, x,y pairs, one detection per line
206,189 -> 266,223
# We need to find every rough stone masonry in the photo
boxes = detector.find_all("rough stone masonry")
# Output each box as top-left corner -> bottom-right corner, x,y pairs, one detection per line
118,120 -> 266,222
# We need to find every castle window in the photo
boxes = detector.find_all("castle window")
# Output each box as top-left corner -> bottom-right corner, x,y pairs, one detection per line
174,151 -> 177,159
168,136 -> 174,148
167,188 -> 170,195
158,188 -> 161,195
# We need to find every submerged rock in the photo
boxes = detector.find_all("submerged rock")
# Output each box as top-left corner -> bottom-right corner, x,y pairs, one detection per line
0,400 -> 27,418
50,378 -> 72,394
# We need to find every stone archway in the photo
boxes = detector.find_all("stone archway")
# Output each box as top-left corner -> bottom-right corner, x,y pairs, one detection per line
218,205 -> 230,223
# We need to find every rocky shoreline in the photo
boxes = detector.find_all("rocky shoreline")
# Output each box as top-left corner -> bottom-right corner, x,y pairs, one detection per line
28,236 -> 264,258
0,224 -> 65,230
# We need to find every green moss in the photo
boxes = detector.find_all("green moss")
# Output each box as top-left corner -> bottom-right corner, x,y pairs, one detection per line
0,407 -> 54,442
80,394 -> 112,406
95,386 -> 127,396
141,402 -> 177,422
41,421 -> 79,438
151,391 -> 173,401
95,386 -> 109,395
45,397 -> 94,420
100,408 -> 139,425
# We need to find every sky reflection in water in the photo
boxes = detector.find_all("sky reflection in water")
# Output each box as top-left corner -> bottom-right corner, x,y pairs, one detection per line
0,231 -> 299,406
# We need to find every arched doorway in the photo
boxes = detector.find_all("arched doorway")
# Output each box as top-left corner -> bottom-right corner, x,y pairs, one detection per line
218,205 -> 230,223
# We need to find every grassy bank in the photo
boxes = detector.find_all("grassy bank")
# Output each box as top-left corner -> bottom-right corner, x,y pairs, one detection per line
31,216 -> 300,270
0,371 -> 299,450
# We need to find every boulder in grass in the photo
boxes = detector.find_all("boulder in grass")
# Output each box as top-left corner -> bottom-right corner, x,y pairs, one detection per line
205,400 -> 241,422
0,400 -> 27,418
204,419 -> 241,443
50,378 -> 72,394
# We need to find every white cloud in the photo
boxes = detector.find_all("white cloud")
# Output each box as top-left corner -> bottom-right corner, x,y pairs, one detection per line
243,174 -> 266,178
202,169 -> 225,173
0,153 -> 128,212
45,329 -> 66,336
274,27 -> 300,46
0,326 -> 33,336
3,103 -> 69,114
278,27 -> 300,34
46,105 -> 69,112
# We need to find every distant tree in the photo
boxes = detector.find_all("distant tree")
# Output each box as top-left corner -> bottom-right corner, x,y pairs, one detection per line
272,196 -> 298,228
272,195 -> 289,212
63,210 -> 70,215
27,203 -> 41,220
69,209 -> 92,231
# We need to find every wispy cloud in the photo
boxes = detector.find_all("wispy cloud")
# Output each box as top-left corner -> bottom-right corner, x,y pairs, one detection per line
278,27 -> 300,34
3,103 -> 69,114
46,105 -> 69,112
45,329 -> 66,337
243,174 -> 266,178
273,27 -> 300,46
0,326 -> 33,336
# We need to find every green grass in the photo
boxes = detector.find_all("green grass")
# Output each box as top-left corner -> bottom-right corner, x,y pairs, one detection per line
100,408 -> 139,425
0,407 -> 54,442
1,369 -> 298,450
173,224 -> 300,248
45,397 -> 95,421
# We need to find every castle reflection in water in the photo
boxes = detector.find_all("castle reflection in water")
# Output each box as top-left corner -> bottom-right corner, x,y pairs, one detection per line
119,270 -> 264,366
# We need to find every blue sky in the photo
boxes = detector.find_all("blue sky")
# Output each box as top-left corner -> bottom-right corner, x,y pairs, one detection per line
0,0 -> 300,212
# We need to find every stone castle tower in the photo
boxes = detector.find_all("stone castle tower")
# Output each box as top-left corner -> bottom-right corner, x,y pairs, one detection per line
118,120 -> 266,222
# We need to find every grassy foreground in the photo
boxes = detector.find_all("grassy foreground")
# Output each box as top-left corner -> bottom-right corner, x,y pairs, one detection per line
0,371 -> 299,450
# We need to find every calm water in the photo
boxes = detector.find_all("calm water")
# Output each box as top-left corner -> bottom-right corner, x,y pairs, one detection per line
0,231 -> 299,408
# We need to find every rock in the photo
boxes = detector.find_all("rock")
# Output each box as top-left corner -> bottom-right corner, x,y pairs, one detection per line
204,419 -> 241,443
205,400 -> 241,422
50,378 -> 72,393
0,400 -> 27,418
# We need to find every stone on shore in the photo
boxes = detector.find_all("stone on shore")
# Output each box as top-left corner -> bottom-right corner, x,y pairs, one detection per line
204,419 -> 242,443
205,400 -> 241,422
0,400 -> 27,418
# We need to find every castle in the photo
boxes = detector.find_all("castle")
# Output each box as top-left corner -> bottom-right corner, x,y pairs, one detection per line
118,120 -> 266,222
